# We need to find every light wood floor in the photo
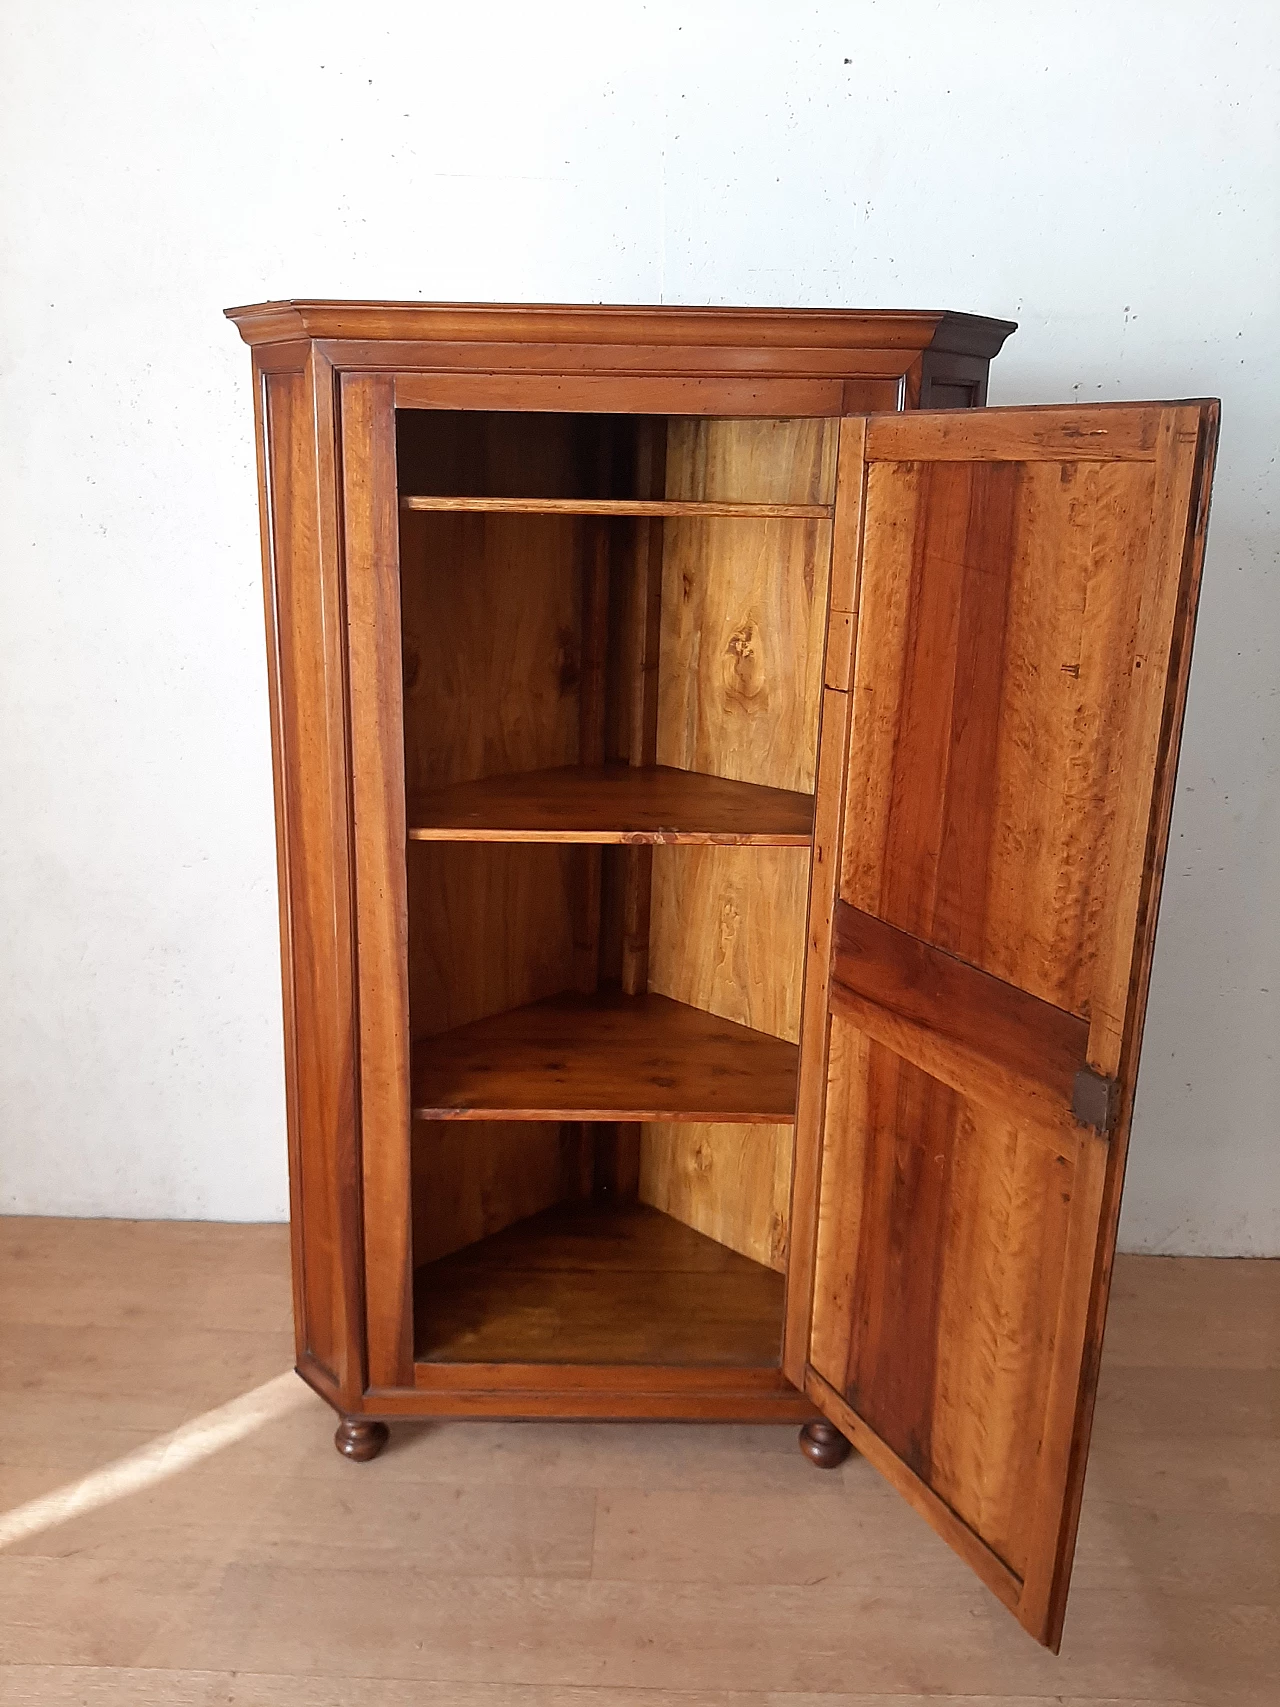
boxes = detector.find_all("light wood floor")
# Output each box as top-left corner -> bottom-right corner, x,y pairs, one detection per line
0,1219 -> 1275,1706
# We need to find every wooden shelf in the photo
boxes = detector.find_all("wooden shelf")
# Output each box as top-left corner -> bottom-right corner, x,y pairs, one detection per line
406,765 -> 815,845
415,1200 -> 784,1365
400,495 -> 831,519
412,991 -> 798,1123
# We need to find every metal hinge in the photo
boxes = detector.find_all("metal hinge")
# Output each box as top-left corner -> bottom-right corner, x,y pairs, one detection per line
1072,1066 -> 1119,1136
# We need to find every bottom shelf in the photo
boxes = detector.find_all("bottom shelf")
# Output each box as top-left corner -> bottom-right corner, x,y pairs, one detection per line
414,1200 -> 785,1367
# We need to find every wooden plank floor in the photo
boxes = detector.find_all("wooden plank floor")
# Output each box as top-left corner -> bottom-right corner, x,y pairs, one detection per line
0,1218 -> 1276,1706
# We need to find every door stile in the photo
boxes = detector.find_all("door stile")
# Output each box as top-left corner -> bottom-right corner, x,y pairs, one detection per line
1021,403 -> 1220,1646
340,373 -> 415,1391
1084,408 -> 1207,1081
783,418 -> 866,1385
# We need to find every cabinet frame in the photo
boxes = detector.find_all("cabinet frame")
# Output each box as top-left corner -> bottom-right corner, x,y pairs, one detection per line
228,303 -> 1218,1647
232,301 -> 1015,1425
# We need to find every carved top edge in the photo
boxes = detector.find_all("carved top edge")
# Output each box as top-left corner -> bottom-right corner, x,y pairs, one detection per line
223,299 -> 1017,359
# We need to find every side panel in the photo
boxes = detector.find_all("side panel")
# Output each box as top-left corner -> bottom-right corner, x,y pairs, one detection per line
256,347 -> 364,1406
643,419 -> 836,1270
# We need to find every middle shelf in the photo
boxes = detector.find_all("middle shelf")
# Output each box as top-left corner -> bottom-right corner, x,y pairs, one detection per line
412,990 -> 799,1124
406,764 -> 815,845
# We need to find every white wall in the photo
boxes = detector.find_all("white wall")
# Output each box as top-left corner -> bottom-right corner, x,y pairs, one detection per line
1,1 -> 1275,1252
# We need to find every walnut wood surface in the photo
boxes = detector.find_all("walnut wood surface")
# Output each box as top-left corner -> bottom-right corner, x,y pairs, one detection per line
411,1120 -> 593,1267
401,496 -> 830,518
254,351 -> 365,1407
341,374 -> 415,1390
414,1200 -> 784,1366
783,681 -> 854,1384
399,417 -> 587,1262
830,901 -> 1089,1146
411,991 -> 799,1124
406,764 -> 815,845
226,299 -> 1018,359
643,418 -> 835,1269
638,1123 -> 793,1275
801,400 -> 1219,1649
798,1419 -> 852,1468
333,1416 -> 390,1461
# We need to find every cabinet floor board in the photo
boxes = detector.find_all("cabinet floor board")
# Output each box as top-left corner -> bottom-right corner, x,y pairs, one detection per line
414,1200 -> 785,1366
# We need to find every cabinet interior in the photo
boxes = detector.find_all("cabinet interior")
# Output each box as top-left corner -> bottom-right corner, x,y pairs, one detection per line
396,408 -> 836,1365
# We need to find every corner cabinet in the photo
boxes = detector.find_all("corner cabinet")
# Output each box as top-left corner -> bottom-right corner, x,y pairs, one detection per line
226,300 -> 1217,1649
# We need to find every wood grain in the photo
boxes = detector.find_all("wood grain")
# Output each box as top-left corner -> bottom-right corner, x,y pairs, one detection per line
414,1200 -> 784,1366
394,372 -> 849,417
823,417 -> 868,689
1029,403 -> 1221,1649
255,352 -> 364,1404
648,846 -> 810,1043
398,429 -> 586,1258
398,510 -> 582,792
655,511 -> 832,787
226,298 -> 1018,356
616,421 -> 667,999
638,1124 -> 793,1272
339,374 -> 413,1389
864,403 -> 1163,462
842,454 -> 1166,1017
406,843 -> 578,1041
411,1121 -> 592,1266
406,764 -> 814,844
643,419 -> 837,1267
830,901 -> 1089,1146
410,991 -> 799,1123
804,400 -> 1221,1648
783,685 -> 853,1384
401,496 -> 831,518
645,846 -> 810,1266
810,1021 -> 1082,1579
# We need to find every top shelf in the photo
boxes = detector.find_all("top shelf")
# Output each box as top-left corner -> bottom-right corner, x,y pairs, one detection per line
400,496 -> 832,519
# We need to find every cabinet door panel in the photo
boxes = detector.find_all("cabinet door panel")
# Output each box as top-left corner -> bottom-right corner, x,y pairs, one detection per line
800,401 -> 1218,1647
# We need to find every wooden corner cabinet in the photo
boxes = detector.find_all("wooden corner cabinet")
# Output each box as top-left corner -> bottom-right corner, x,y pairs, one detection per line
226,299 -> 1218,1649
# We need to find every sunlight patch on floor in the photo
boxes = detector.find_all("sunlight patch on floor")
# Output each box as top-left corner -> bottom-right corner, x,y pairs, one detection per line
0,1371 -> 310,1550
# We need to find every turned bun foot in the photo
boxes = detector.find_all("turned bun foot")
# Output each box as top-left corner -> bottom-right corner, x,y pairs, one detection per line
334,1416 -> 390,1461
799,1419 -> 853,1468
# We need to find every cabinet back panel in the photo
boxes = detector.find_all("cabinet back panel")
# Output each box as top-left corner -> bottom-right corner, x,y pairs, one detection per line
644,420 -> 833,1264
655,515 -> 832,791
649,845 -> 808,1041
638,1122 -> 792,1273
399,424 -> 593,1263
412,1120 -> 592,1266
396,409 -> 635,500
407,842 -> 578,1041
644,843 -> 808,1270
665,416 -> 838,508
400,508 -> 582,791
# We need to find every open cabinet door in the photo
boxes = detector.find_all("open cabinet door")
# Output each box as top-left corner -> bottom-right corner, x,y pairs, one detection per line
791,401 -> 1218,1648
